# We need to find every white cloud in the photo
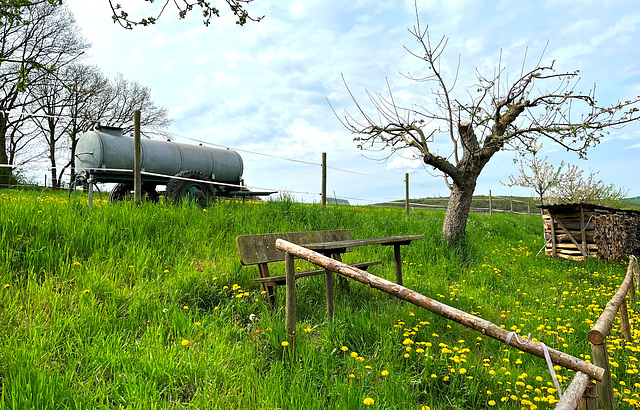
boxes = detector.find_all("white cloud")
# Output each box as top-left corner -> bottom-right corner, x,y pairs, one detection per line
60,0 -> 640,201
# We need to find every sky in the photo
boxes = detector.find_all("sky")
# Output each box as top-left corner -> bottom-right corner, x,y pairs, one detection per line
61,0 -> 640,204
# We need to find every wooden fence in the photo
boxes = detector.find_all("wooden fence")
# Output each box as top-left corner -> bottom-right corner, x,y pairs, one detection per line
275,239 -> 639,410
556,255 -> 639,410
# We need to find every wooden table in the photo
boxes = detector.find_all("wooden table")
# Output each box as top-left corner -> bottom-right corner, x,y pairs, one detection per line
302,235 -> 425,316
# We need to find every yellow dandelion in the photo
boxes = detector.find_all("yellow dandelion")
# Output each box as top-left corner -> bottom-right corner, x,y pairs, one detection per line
181,339 -> 189,346
381,370 -> 389,376
281,341 -> 289,347
363,397 -> 374,406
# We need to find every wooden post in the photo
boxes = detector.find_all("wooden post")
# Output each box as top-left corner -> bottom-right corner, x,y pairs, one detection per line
591,342 -> 616,410
588,256 -> 637,344
394,244 -> 403,286
275,239 -> 605,381
510,196 -> 513,214
555,371 -> 592,410
285,252 -> 296,350
321,152 -> 327,209
134,110 -> 142,206
325,256 -> 335,317
578,382 -> 598,410
580,206 -> 588,258
488,190 -> 492,215
635,261 -> 640,293
87,174 -> 93,208
527,200 -> 531,215
405,173 -> 409,215
618,298 -> 632,342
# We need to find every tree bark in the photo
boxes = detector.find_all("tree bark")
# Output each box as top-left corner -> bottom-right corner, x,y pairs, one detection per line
442,180 -> 476,246
0,113 -> 12,185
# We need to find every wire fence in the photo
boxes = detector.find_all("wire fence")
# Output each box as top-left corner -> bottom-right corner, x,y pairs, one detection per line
0,113 -> 538,212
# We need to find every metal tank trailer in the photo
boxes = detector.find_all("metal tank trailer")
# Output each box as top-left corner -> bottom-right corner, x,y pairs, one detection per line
73,125 -> 274,203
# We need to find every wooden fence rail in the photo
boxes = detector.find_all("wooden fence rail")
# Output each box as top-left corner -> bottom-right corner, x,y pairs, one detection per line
274,239 -> 640,409
585,255 -> 638,410
275,239 -> 604,383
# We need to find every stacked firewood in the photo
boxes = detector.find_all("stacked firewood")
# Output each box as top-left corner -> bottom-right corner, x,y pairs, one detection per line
543,204 -> 640,261
594,214 -> 626,260
543,211 -> 597,261
622,213 -> 640,255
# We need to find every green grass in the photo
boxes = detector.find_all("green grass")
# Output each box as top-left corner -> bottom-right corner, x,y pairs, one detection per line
1,189 -> 638,409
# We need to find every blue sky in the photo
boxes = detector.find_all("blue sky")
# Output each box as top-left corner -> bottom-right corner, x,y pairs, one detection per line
65,0 -> 640,204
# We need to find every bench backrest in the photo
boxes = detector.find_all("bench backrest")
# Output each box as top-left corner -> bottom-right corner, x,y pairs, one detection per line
236,230 -> 351,266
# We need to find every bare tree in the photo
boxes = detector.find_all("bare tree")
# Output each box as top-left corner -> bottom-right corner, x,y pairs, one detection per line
0,3 -> 87,184
95,73 -> 171,138
334,10 -> 640,247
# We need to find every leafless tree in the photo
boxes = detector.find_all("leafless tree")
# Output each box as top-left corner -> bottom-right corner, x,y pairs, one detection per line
333,9 -> 640,247
0,3 -> 87,184
95,73 -> 171,138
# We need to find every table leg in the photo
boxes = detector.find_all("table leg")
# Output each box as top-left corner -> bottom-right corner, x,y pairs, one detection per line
394,244 -> 403,286
332,253 -> 351,295
325,267 -> 334,317
285,252 -> 296,350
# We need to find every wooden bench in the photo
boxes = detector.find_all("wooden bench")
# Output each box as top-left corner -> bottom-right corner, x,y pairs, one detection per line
236,230 -> 382,306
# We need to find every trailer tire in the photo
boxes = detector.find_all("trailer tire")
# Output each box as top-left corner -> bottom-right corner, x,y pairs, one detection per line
109,183 -> 160,203
166,170 -> 215,206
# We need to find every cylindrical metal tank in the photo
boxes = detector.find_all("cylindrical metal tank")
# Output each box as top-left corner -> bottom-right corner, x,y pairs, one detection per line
74,126 -> 244,183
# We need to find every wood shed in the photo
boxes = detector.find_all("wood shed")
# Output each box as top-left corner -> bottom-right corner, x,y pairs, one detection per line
540,203 -> 640,261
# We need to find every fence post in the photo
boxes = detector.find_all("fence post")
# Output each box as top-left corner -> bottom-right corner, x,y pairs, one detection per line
618,299 -> 632,342
134,110 -> 142,206
489,190 -> 492,215
578,383 -> 598,410
527,200 -> 531,215
510,196 -> 513,214
405,173 -> 409,215
590,342 -> 616,410
321,152 -> 327,209
285,252 -> 296,350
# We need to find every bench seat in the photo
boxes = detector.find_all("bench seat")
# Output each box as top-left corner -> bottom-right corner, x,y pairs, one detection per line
253,260 -> 382,285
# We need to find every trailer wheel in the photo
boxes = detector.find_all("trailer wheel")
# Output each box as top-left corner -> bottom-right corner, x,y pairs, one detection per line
109,183 -> 160,203
166,170 -> 215,206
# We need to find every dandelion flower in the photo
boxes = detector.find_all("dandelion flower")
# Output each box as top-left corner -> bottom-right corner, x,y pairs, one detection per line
363,397 -> 374,406
341,346 -> 349,352
381,370 -> 389,376
181,339 -> 189,346
281,341 -> 289,347
303,326 -> 312,333
350,352 -> 359,358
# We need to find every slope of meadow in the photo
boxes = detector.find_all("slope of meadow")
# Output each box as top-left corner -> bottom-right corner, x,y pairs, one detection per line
1,189 -> 638,409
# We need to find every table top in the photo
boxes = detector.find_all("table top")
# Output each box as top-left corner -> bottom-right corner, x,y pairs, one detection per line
302,235 -> 425,251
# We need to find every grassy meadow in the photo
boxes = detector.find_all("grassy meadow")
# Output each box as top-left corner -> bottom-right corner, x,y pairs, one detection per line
1,189 -> 639,409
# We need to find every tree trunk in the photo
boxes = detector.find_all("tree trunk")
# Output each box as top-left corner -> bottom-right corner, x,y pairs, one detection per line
0,113 -> 12,186
442,182 -> 476,246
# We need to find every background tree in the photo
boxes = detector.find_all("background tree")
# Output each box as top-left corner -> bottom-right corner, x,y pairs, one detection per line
335,12 -> 640,247
24,67 -> 170,187
94,73 -> 171,138
502,148 -> 581,206
0,3 -> 87,185
546,169 -> 628,208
